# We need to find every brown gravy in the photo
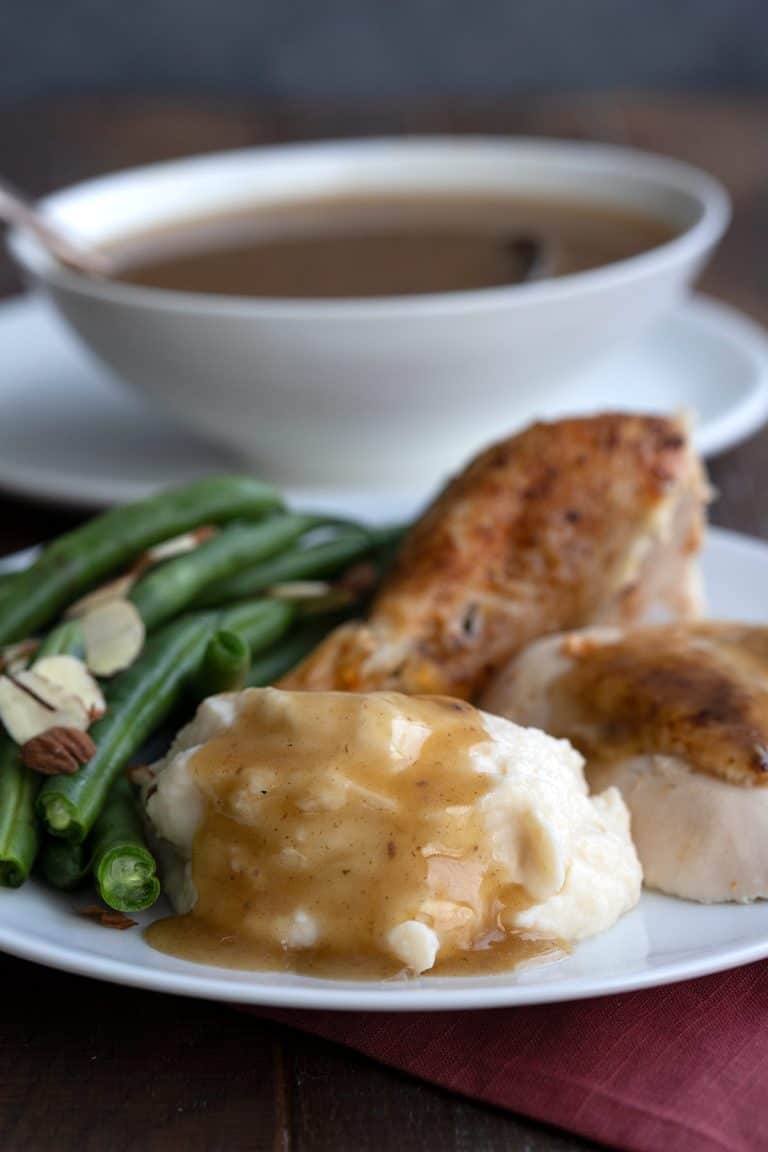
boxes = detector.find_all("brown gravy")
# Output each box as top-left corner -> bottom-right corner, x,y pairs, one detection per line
147,690 -> 564,978
112,193 -> 676,299
148,916 -> 564,980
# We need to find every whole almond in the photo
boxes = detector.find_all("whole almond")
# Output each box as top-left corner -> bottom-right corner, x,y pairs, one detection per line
22,726 -> 96,775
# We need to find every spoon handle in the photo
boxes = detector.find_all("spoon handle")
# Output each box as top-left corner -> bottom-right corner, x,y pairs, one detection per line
0,178 -> 109,277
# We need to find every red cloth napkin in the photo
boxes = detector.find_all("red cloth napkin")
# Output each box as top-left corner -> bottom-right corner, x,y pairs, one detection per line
261,961 -> 768,1152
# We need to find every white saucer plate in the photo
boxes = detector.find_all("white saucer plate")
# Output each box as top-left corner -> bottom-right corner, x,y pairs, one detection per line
1,498 -> 768,1010
0,293 -> 766,509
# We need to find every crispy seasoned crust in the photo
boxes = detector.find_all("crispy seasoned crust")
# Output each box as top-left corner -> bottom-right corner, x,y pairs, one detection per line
282,414 -> 709,698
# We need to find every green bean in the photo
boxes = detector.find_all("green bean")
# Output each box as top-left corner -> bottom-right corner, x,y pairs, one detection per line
0,581 -> 18,616
39,837 -> 91,891
37,613 -> 218,844
0,475 -> 281,645
195,528 -> 376,607
91,778 -> 160,912
0,572 -> 17,602
35,620 -> 85,661
192,629 -> 251,698
246,616 -> 345,687
0,738 -> 40,888
219,599 -> 296,655
129,513 -> 315,630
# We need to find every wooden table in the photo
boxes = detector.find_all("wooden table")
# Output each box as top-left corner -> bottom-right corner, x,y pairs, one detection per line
0,95 -> 766,1151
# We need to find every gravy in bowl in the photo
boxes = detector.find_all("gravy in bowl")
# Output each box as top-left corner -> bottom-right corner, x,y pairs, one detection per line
110,192 -> 677,300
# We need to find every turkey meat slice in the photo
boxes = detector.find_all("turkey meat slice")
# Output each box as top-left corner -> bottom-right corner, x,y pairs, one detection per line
482,622 -> 768,902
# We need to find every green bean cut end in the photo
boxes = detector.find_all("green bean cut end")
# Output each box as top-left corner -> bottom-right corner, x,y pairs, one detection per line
38,794 -> 78,839
99,849 -> 161,912
0,860 -> 26,889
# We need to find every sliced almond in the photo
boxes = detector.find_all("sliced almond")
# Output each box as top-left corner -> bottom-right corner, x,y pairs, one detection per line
300,589 -> 357,616
77,904 -> 138,930
66,573 -> 136,619
267,581 -> 333,601
133,526 -> 216,574
33,655 -> 106,720
0,670 -> 89,744
100,911 -> 138,930
65,529 -> 216,619
0,638 -> 40,675
82,599 -> 145,677
266,580 -> 356,615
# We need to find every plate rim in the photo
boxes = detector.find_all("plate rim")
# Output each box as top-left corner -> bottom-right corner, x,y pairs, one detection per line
1,906 -> 768,1012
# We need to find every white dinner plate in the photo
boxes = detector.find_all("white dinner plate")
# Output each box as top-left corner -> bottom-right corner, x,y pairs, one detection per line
0,293 -> 767,509
1,492 -> 768,1010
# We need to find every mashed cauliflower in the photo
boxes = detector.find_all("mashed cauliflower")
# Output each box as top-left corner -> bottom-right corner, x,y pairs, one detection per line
145,688 -> 641,975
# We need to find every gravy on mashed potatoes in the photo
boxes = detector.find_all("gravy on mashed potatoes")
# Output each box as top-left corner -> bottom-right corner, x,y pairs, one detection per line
145,689 -> 641,978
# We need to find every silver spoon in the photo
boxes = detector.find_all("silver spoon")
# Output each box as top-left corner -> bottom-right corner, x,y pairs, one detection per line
0,177 -> 111,277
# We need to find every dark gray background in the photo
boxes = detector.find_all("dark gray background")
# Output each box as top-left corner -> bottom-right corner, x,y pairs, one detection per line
2,0 -> 767,104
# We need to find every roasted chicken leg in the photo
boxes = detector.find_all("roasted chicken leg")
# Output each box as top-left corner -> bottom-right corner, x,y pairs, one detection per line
282,414 -> 708,699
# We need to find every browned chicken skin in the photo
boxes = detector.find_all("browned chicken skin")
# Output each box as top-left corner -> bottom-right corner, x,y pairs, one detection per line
483,622 -> 768,787
481,622 -> 768,902
282,414 -> 709,699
